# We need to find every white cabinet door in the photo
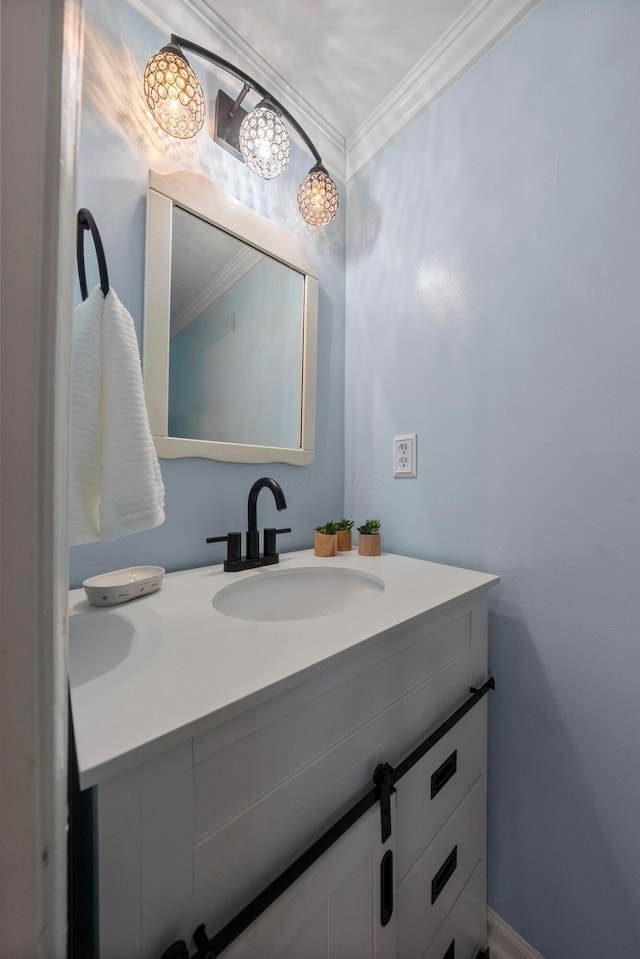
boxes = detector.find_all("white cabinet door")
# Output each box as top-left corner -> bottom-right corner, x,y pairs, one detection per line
222,805 -> 396,959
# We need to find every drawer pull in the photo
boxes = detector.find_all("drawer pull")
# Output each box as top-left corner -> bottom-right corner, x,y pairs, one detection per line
380,849 -> 393,927
442,941 -> 455,959
431,846 -> 457,904
431,750 -> 457,799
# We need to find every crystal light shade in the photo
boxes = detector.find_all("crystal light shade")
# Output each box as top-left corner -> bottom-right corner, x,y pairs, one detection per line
297,165 -> 339,226
239,100 -> 291,179
144,46 -> 205,139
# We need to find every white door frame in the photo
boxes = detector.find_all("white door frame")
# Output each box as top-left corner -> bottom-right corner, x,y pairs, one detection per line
0,0 -> 83,954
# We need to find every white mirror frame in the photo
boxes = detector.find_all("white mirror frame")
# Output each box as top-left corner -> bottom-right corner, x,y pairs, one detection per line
143,170 -> 318,465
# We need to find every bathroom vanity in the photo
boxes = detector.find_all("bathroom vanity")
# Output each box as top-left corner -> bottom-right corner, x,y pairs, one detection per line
68,550 -> 498,959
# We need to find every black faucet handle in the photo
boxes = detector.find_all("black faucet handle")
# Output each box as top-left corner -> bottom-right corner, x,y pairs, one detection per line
263,527 -> 292,557
206,531 -> 242,564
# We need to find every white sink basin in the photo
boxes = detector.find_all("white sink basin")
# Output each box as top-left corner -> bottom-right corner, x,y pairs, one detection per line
213,566 -> 385,621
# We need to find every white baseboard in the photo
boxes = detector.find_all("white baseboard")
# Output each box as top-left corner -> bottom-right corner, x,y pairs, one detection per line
488,908 -> 544,959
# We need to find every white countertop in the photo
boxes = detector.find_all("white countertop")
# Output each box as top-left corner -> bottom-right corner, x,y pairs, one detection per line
68,549 -> 498,788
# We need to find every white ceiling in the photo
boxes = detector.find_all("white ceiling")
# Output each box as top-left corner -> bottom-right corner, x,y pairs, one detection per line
196,0 -> 474,142
143,0 -> 539,178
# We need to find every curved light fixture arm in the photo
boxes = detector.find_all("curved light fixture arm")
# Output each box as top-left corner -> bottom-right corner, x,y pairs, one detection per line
171,35 -> 323,167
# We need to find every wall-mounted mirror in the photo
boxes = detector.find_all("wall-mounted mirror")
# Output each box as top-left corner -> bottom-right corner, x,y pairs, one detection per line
143,170 -> 318,464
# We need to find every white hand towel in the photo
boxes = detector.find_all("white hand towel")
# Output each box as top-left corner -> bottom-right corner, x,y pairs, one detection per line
69,287 -> 103,544
69,286 -> 165,546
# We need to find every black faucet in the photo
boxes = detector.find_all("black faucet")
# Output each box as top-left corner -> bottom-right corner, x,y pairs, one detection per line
246,476 -> 287,559
206,477 -> 291,572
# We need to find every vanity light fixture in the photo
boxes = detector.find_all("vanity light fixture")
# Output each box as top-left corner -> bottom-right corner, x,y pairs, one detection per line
238,97 -> 291,180
143,44 -> 205,139
143,36 -> 339,226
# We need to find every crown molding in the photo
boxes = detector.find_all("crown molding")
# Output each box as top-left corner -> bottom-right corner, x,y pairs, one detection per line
346,0 -> 541,180
172,247 -> 261,337
129,0 -> 346,181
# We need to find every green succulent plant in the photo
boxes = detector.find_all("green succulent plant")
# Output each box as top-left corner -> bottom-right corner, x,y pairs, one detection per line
357,519 -> 381,535
315,521 -> 339,535
336,518 -> 354,531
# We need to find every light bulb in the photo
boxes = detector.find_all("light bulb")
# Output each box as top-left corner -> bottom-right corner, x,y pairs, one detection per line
239,100 -> 290,179
297,165 -> 339,226
144,45 -> 205,139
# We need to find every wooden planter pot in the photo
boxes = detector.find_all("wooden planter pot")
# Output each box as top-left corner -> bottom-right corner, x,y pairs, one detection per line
336,530 -> 352,552
314,532 -> 337,557
357,533 -> 381,556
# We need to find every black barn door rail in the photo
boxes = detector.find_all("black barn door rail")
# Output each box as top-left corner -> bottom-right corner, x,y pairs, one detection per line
159,676 -> 495,959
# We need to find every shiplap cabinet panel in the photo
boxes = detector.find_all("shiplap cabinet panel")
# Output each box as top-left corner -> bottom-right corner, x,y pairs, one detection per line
193,607 -> 474,840
222,806 -> 395,959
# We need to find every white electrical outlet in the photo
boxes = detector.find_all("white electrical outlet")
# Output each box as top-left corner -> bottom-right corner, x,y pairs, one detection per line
393,433 -> 417,477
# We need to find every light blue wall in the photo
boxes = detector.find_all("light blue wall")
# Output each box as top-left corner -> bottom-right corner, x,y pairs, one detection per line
70,0 -> 346,587
346,1 -> 640,955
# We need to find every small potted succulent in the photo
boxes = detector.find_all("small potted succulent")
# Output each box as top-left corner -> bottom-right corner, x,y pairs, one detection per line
315,521 -> 338,557
357,519 -> 382,556
335,518 -> 354,552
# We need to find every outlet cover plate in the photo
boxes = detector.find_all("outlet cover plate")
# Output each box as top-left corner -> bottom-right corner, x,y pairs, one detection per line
394,433 -> 417,477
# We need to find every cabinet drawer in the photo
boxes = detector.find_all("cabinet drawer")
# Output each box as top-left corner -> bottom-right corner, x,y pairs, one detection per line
397,776 -> 485,959
422,860 -> 486,959
396,699 -> 487,879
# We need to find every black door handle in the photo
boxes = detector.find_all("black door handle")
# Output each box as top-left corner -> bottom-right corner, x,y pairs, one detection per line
380,849 -> 393,926
431,846 -> 457,904
431,750 -> 457,799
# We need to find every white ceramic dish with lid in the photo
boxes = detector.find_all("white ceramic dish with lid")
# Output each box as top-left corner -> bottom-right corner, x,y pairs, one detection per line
82,566 -> 165,607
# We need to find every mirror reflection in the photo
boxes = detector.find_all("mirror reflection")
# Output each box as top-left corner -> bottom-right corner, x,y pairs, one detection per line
168,207 -> 305,449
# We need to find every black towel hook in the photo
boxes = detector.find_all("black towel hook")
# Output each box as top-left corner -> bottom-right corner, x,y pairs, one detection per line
76,208 -> 110,300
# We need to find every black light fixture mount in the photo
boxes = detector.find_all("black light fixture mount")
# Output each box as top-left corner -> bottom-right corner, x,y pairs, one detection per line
143,35 -> 339,225
212,87 -> 250,162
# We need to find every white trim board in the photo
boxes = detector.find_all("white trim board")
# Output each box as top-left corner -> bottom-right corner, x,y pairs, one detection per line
488,908 -> 545,959
346,0 -> 541,180
0,0 -> 81,954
